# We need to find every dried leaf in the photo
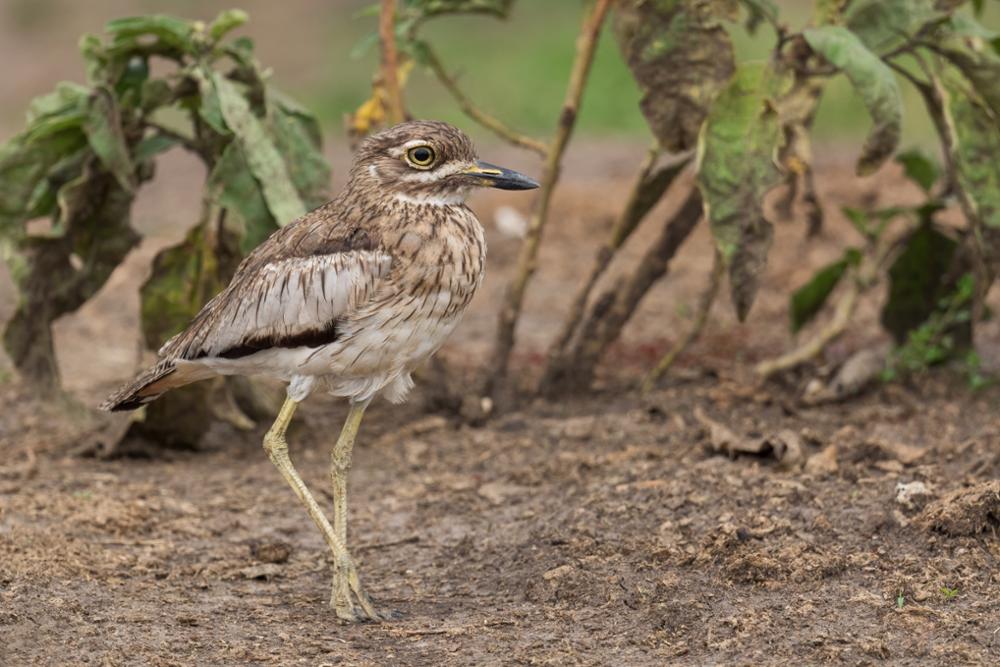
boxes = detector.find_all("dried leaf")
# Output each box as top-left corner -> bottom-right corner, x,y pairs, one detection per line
696,61 -> 790,320
614,0 -> 736,153
804,26 -> 903,175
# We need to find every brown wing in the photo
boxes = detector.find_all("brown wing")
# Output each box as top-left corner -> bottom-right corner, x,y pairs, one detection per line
157,205 -> 391,361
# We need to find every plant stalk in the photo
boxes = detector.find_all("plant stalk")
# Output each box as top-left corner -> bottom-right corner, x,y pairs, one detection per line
485,0 -> 612,398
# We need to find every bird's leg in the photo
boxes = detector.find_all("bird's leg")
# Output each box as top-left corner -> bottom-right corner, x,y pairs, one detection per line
262,397 -> 382,622
329,398 -> 380,617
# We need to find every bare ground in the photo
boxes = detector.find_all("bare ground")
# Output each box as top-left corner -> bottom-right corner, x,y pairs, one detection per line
1,146 -> 1000,666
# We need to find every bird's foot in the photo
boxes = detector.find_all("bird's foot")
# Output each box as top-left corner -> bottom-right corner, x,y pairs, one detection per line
330,558 -> 394,623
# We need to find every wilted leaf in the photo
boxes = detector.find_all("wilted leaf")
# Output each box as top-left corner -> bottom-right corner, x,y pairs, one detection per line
140,224 -> 226,348
209,9 -> 248,41
882,222 -> 958,342
348,60 -> 415,140
845,0 -> 941,54
895,148 -> 940,193
208,141 -> 276,254
0,131 -> 87,235
804,26 -> 903,175
105,14 -> 195,52
83,87 -> 136,193
697,61 -> 790,320
4,161 -> 138,388
211,72 -> 306,224
938,65 -> 1000,229
615,0 -> 736,153
23,83 -> 89,142
790,249 -> 859,333
936,33 -> 1000,119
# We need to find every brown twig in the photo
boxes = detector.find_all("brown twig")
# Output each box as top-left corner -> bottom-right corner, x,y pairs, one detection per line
539,147 -> 690,394
379,0 -> 406,125
642,248 -> 722,392
485,0 -> 613,399
422,44 -> 547,156
542,186 -> 704,395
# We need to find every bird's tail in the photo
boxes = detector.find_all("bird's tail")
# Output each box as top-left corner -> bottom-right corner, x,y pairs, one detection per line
100,360 -> 213,412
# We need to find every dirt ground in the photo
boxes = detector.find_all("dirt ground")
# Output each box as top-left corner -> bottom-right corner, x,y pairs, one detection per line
1,140 -> 1000,666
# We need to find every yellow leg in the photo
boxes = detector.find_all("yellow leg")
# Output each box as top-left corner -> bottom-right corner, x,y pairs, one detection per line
329,398 -> 376,615
262,397 -> 382,622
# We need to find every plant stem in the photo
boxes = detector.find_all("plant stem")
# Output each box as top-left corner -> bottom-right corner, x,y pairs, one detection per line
642,248 -> 722,392
485,0 -> 613,398
379,0 -> 406,124
422,43 -> 547,156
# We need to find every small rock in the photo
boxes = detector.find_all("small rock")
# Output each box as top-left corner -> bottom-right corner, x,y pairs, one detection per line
805,445 -> 839,476
543,564 -> 575,581
251,540 -> 292,564
239,563 -> 282,580
477,481 -> 526,505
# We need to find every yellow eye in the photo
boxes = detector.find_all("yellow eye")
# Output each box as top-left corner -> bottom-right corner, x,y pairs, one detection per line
406,145 -> 436,168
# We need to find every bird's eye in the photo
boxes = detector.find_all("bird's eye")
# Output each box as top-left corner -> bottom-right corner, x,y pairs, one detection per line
406,146 -> 436,168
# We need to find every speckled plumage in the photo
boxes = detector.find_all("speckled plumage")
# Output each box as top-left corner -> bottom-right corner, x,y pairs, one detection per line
100,120 -> 537,622
103,121 -> 499,411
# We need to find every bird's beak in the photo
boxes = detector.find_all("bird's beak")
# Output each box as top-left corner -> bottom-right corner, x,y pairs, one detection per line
465,160 -> 539,190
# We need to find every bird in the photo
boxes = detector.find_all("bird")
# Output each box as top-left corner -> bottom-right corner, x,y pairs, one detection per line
101,120 -> 538,622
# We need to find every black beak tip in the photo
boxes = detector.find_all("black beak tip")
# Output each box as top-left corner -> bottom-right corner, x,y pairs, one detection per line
498,176 -> 540,191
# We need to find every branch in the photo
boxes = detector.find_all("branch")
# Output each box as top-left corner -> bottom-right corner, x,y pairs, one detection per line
541,186 -> 704,396
642,248 -> 722,392
423,43 -> 547,156
379,0 -> 406,124
485,0 -> 613,398
754,235 -> 891,379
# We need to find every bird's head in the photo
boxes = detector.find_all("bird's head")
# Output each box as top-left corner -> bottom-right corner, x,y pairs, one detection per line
350,120 -> 538,205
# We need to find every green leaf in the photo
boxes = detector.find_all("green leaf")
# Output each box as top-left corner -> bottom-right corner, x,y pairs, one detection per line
938,64 -> 1000,228
22,83 -> 89,142
845,0 -> 941,54
105,15 -> 195,53
209,9 -> 249,41
895,148 -> 940,192
790,253 -> 852,333
402,0 -> 514,19
614,0 -> 736,153
696,61 -> 791,320
881,222 -> 957,343
207,142 -> 276,254
82,87 -> 136,193
211,72 -> 306,225
269,95 -> 331,210
804,26 -> 903,175
740,0 -> 778,33
134,133 -> 180,163
936,36 -> 1000,119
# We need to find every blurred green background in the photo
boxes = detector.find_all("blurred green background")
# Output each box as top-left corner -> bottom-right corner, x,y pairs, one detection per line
1,0 -> 999,147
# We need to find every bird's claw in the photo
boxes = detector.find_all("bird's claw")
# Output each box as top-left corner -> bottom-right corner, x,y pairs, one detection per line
331,558 -> 396,623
